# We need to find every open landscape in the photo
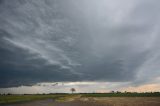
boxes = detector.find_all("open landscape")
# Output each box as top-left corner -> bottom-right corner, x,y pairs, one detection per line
1,0 -> 160,106
1,93 -> 160,106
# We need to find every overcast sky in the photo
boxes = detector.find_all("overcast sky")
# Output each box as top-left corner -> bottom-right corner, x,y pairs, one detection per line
0,0 -> 160,93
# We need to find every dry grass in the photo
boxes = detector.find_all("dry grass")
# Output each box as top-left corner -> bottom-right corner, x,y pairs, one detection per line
53,97 -> 160,106
92,97 -> 160,106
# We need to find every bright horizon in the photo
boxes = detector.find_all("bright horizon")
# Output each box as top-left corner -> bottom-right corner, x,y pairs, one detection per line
0,82 -> 160,94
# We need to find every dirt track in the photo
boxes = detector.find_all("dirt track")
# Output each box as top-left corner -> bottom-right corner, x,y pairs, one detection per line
3,97 -> 160,106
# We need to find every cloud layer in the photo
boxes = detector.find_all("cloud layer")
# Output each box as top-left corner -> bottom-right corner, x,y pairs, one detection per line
0,0 -> 160,87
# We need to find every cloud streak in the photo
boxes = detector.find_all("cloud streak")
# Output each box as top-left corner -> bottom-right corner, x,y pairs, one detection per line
0,0 -> 160,88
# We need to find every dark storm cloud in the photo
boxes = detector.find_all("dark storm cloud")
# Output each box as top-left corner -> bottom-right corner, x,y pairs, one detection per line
0,0 -> 160,87
0,33 -> 80,87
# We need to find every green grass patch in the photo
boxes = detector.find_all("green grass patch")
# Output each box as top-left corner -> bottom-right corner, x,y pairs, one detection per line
0,94 -> 65,104
82,93 -> 160,97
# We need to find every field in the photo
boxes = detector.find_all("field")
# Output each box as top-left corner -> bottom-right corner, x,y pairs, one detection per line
0,94 -> 65,104
0,93 -> 160,106
82,92 -> 160,97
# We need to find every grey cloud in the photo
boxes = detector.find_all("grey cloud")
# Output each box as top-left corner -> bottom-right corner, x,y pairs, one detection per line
0,0 -> 160,87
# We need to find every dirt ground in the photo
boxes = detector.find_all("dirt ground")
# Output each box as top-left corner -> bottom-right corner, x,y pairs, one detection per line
3,97 -> 160,106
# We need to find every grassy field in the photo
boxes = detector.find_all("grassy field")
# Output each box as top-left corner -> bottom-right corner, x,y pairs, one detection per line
0,94 -> 65,104
0,93 -> 160,105
82,92 -> 160,97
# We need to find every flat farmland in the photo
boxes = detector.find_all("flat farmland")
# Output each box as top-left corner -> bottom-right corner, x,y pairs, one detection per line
56,97 -> 160,106
1,94 -> 160,106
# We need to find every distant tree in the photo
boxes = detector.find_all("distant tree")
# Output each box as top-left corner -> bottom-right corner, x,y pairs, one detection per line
7,93 -> 11,95
70,88 -> 76,94
116,91 -> 121,93
111,91 -> 115,93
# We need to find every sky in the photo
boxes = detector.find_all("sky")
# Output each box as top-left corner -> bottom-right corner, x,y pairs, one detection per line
0,0 -> 160,93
